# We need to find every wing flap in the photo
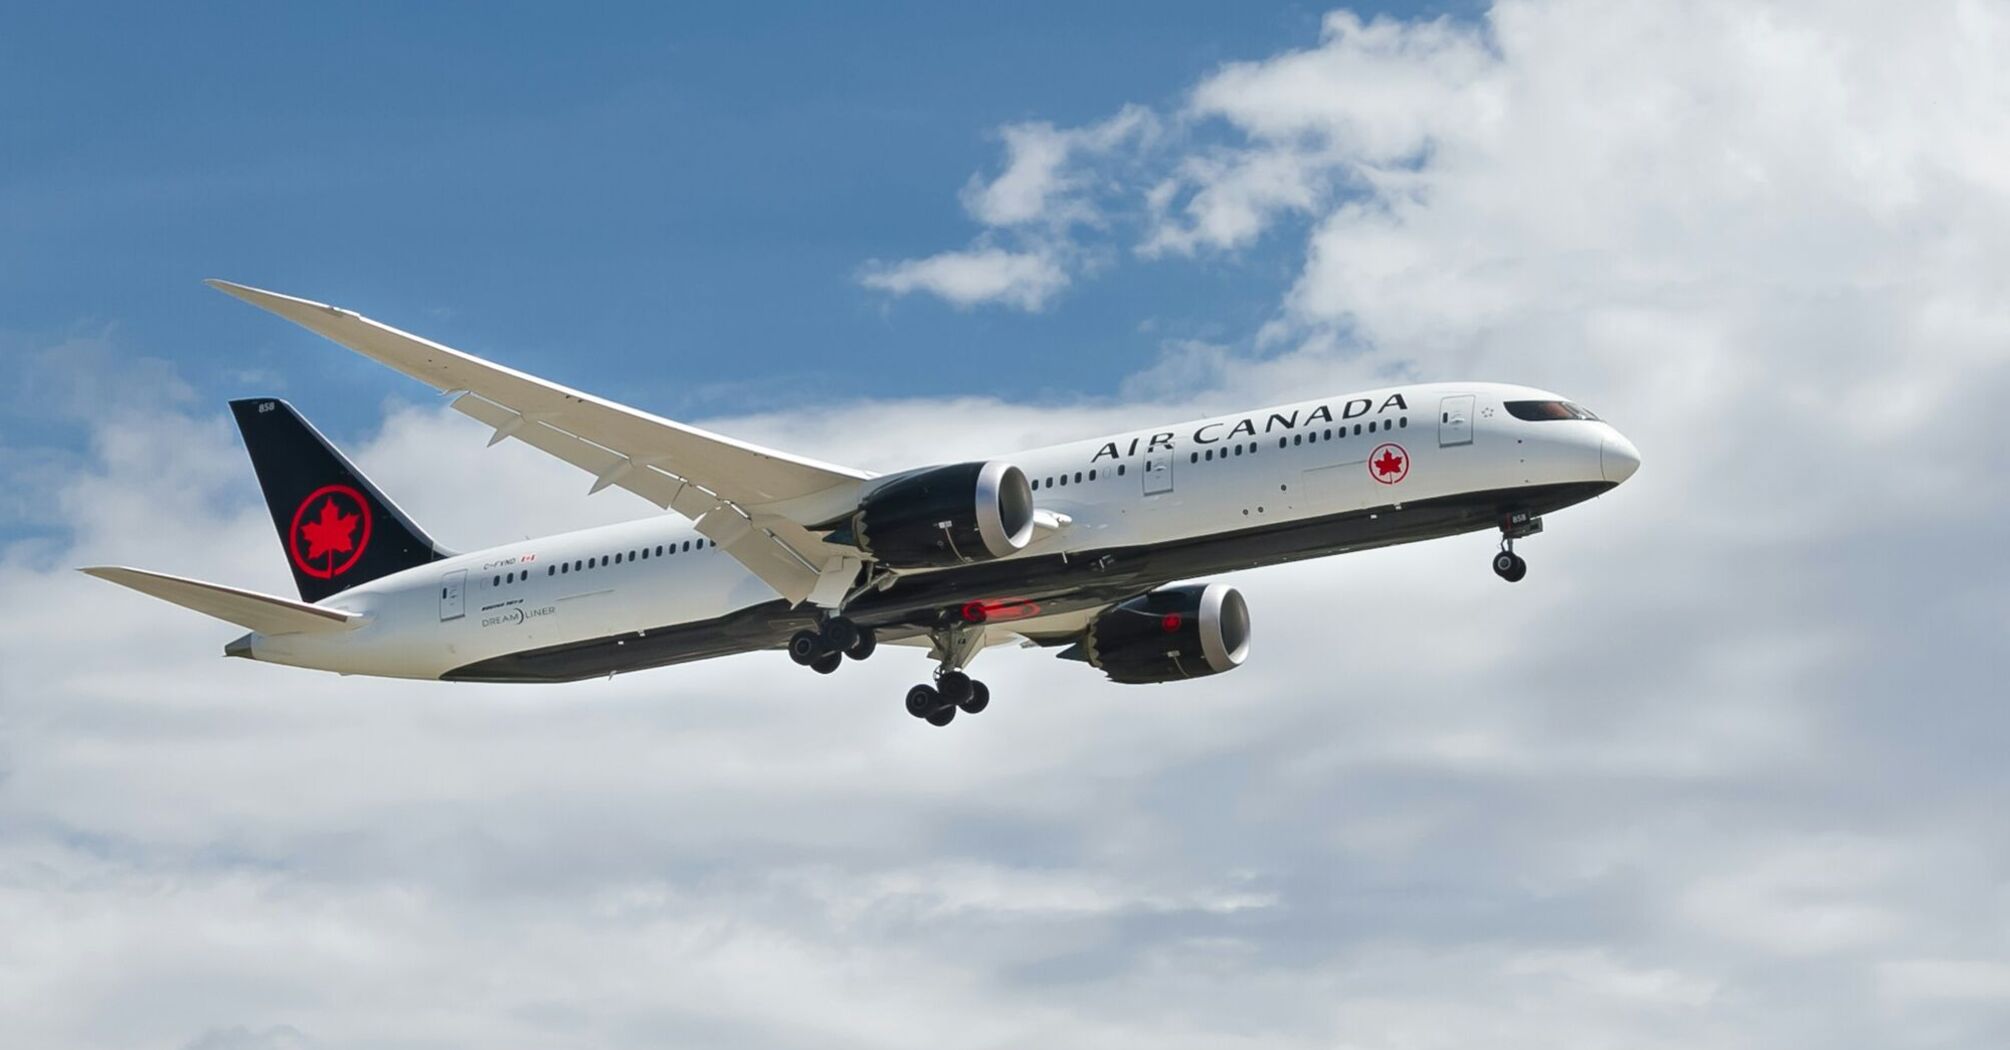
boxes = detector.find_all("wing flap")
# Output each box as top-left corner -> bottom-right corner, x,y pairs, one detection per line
81,566 -> 363,635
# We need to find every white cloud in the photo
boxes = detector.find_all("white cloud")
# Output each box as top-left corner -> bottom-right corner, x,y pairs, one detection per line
961,105 -> 1156,229
860,106 -> 1153,309
859,247 -> 1068,310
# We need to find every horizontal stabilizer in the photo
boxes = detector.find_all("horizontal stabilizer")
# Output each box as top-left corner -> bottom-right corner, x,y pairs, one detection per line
80,566 -> 362,635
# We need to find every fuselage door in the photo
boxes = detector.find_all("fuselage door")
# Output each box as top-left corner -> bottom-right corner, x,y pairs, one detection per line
1439,394 -> 1475,447
439,569 -> 466,621
1142,449 -> 1174,495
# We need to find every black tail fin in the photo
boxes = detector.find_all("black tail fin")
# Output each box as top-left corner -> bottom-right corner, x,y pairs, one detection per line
229,398 -> 450,602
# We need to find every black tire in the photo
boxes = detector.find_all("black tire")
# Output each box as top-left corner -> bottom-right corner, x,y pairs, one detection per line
959,680 -> 990,714
788,629 -> 823,666
1504,554 -> 1528,583
905,684 -> 940,718
925,705 -> 957,727
811,651 -> 843,675
936,671 -> 973,705
821,616 -> 860,653
1492,551 -> 1517,577
845,626 -> 877,661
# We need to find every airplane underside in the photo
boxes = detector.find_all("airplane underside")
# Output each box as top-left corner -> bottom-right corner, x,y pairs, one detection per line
442,480 -> 1614,683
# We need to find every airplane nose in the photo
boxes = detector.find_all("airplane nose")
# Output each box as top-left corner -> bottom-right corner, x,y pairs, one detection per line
1601,432 -> 1642,484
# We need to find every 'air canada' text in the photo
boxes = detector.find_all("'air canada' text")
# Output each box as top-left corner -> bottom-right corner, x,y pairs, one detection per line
1089,393 -> 1410,463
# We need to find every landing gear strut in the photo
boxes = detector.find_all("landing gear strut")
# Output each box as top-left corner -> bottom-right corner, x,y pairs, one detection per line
788,615 -> 877,670
1493,511 -> 1541,583
904,622 -> 991,727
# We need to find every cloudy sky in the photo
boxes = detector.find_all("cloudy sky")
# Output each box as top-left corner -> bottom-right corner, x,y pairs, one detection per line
4,2 -> 2008,1047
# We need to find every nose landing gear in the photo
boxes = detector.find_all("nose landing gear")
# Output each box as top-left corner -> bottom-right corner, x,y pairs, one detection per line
1493,511 -> 1541,583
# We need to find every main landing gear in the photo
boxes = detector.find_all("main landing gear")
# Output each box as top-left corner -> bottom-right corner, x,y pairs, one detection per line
903,621 -> 991,728
1493,511 -> 1542,583
788,615 -> 876,674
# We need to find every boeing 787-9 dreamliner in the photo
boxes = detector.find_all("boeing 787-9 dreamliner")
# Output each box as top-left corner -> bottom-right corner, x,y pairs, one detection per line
85,281 -> 1641,727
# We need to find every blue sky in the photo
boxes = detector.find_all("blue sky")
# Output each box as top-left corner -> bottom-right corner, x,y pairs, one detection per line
3,1 -> 1466,454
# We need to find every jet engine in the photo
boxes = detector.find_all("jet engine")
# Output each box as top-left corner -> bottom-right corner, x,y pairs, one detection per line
843,461 -> 1035,568
1075,582 -> 1251,684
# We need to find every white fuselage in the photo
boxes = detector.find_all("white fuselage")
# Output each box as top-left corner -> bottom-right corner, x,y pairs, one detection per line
242,382 -> 1639,680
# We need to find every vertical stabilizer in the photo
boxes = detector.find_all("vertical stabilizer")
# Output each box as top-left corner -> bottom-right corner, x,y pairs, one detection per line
229,398 -> 449,601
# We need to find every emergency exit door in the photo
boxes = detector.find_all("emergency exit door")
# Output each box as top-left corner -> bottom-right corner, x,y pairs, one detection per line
439,569 -> 466,621
1439,394 -> 1475,447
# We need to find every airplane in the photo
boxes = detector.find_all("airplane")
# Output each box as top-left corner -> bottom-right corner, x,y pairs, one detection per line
83,281 -> 1641,727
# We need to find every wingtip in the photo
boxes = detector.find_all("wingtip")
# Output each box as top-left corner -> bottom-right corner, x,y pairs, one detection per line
205,279 -> 343,316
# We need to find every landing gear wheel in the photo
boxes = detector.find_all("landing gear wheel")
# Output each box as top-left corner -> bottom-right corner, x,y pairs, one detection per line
844,626 -> 877,661
820,616 -> 860,653
959,680 -> 990,714
936,671 -> 973,706
788,629 -> 824,666
905,684 -> 941,718
925,705 -> 957,727
1493,551 -> 1527,582
810,651 -> 843,675
1505,555 -> 1527,583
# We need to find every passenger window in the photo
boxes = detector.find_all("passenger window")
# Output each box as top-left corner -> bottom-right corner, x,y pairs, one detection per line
600,555 -> 609,567
1117,464 -> 1126,476
1399,417 -> 1408,428
1088,469 -> 1097,481
656,545 -> 665,556
614,553 -> 623,564
1293,434 -> 1302,446
1073,472 -> 1082,483
1369,421 -> 1378,433
629,550 -> 637,561
1030,479 -> 1039,490
1353,424 -> 1362,436
1045,477 -> 1054,488
683,541 -> 691,552
1190,453 -> 1199,464
1204,449 -> 1214,461
492,575 -> 500,587
698,539 -> 706,549
1233,445 -> 1242,456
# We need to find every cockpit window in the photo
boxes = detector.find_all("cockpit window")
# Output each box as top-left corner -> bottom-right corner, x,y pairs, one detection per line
1504,400 -> 1600,422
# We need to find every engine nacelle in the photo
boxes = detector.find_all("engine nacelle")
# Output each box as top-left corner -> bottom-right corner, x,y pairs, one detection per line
1080,583 -> 1251,684
849,461 -> 1035,568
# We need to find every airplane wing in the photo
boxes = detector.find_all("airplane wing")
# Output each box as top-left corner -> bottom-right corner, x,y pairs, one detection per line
207,280 -> 873,604
80,566 -> 362,635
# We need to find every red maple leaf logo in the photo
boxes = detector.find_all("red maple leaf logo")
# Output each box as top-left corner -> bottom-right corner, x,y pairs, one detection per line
1374,448 -> 1405,478
300,498 -> 358,561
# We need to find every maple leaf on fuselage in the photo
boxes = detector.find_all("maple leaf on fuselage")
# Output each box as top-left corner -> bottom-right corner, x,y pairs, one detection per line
301,498 -> 358,560
1374,449 -> 1405,477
